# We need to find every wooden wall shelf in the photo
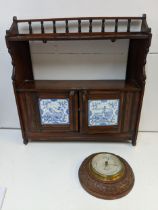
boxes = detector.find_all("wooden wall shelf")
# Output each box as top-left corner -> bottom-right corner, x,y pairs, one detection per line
6,15 -> 150,41
17,80 -> 140,92
6,14 -> 152,145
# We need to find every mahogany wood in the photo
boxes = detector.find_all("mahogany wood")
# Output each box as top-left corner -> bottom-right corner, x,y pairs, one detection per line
17,80 -> 140,92
80,91 -> 124,134
5,15 -> 152,145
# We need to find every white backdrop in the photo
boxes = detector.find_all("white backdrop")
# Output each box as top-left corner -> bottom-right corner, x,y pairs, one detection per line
0,0 -> 158,131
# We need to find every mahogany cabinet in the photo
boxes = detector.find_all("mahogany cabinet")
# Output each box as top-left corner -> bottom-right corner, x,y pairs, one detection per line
6,15 -> 152,145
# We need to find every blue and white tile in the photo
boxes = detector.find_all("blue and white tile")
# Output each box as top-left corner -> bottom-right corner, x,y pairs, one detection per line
39,99 -> 70,125
88,99 -> 119,126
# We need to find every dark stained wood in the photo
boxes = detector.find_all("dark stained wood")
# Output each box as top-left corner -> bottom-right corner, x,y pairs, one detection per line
28,21 -> 32,34
6,15 -> 150,41
13,89 -> 29,144
41,21 -> 44,34
25,132 -> 133,141
65,20 -> 69,33
53,20 -> 56,33
126,38 -> 152,87
24,91 -> 79,133
6,41 -> 33,85
80,91 -> 124,134
141,14 -> 151,33
115,19 -> 118,32
101,19 -> 105,32
7,33 -> 150,41
6,16 -> 19,35
130,92 -> 141,132
127,19 -> 131,32
16,16 -> 145,22
78,19 -> 81,33
125,34 -> 152,145
89,19 -> 92,33
17,80 -> 141,92
122,92 -> 134,132
5,15 -> 152,145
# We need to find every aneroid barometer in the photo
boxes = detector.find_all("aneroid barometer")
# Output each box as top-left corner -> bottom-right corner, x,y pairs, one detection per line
78,153 -> 134,199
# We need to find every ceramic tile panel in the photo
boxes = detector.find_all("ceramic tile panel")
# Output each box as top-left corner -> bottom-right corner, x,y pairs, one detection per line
39,99 -> 70,125
88,99 -> 119,126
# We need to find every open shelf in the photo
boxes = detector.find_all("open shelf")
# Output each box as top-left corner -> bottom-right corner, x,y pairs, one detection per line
17,80 -> 141,92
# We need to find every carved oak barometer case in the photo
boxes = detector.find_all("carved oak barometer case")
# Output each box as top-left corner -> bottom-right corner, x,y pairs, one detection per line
79,152 -> 135,199
6,14 -> 152,145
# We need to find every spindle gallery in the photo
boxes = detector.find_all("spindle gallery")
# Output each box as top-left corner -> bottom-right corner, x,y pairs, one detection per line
6,15 -> 151,145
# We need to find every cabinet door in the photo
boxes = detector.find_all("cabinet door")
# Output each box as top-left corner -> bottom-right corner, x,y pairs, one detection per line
80,90 -> 124,133
25,90 -> 78,132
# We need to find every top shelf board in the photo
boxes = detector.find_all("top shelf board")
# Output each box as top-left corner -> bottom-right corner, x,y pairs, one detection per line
6,14 -> 151,41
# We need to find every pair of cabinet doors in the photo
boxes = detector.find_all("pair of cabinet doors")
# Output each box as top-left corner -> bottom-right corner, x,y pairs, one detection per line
21,90 -> 126,135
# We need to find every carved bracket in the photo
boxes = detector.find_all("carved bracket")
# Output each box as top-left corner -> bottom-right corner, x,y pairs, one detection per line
142,35 -> 152,85
5,39 -> 16,81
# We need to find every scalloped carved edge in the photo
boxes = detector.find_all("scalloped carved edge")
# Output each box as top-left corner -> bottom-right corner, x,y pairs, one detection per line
142,35 -> 152,84
5,38 -> 16,81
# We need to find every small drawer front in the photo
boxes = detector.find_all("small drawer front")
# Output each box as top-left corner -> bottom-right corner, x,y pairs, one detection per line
25,91 -> 78,132
80,90 -> 124,133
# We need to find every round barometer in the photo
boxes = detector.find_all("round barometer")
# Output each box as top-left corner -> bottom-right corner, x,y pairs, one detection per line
91,153 -> 125,181
79,152 -> 134,200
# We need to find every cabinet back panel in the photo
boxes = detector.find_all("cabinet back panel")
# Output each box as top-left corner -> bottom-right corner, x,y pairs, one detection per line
31,40 -> 129,80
